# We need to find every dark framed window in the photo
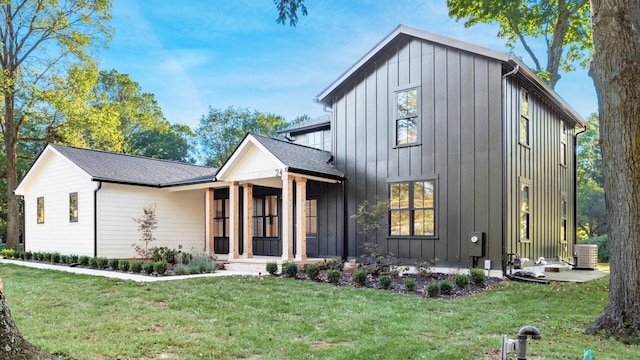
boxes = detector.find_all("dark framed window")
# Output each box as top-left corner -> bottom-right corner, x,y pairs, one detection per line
560,122 -> 567,166
520,180 -> 531,242
253,195 -> 278,237
214,198 -> 229,237
560,194 -> 567,243
37,197 -> 44,224
389,180 -> 436,237
306,199 -> 317,235
395,88 -> 419,146
520,89 -> 530,146
69,192 -> 78,222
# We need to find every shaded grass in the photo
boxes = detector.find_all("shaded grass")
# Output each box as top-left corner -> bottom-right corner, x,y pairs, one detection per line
0,264 -> 636,359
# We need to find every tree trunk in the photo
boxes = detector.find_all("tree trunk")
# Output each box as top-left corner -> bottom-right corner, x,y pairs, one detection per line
0,280 -> 55,359
4,89 -> 21,251
586,0 -> 640,340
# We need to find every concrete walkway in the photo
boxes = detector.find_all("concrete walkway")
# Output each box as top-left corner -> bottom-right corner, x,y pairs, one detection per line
0,259 -> 259,282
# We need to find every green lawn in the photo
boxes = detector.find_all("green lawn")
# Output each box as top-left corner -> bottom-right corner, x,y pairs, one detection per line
1,264 -> 637,360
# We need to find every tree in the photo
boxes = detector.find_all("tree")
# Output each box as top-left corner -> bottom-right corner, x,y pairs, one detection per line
132,204 -> 158,259
585,0 -> 640,340
576,114 -> 606,238
194,106 -> 295,167
129,123 -> 194,162
275,0 -> 307,26
0,0 -> 112,251
447,0 -> 592,88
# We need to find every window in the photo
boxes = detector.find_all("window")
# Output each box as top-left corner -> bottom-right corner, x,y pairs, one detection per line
389,180 -> 436,237
560,122 -> 567,166
214,198 -> 229,237
520,181 -> 531,242
308,132 -> 323,150
69,192 -> 78,222
560,194 -> 567,243
253,195 -> 278,237
37,197 -> 44,224
520,89 -> 530,146
395,88 -> 419,145
306,199 -> 317,235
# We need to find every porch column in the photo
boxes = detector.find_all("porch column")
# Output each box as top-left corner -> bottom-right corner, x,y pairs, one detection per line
281,174 -> 294,261
229,181 -> 240,259
205,188 -> 215,256
242,183 -> 253,258
295,177 -> 307,261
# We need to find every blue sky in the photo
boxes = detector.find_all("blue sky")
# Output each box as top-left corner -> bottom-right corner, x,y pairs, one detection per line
99,0 -> 597,129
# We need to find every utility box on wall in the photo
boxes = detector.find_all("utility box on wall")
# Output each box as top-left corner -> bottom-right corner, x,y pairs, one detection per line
469,231 -> 485,257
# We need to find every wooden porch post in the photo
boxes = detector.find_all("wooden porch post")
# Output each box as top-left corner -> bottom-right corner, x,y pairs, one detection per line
229,182 -> 240,259
281,175 -> 294,261
205,188 -> 215,256
295,177 -> 307,261
242,183 -> 253,258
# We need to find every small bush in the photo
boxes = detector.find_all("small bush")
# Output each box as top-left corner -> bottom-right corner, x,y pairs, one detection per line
79,256 -> 89,266
24,251 -> 32,260
352,268 -> 367,285
455,273 -> 470,288
427,282 -> 440,297
470,268 -> 486,285
152,246 -> 183,265
327,269 -> 341,284
130,261 -> 142,273
69,254 -> 79,263
305,264 -> 321,280
15,251 -> 24,260
379,274 -> 392,289
60,255 -> 69,264
118,259 -> 130,272
51,252 -> 61,263
282,262 -> 298,278
404,277 -> 416,292
142,262 -> 155,275
1,249 -> 16,258
319,258 -> 344,271
95,257 -> 107,269
108,258 -> 119,270
266,262 -> 278,275
154,260 -> 168,275
439,279 -> 454,295
43,252 -> 52,262
187,250 -> 215,274
173,264 -> 188,275
88,257 -> 98,268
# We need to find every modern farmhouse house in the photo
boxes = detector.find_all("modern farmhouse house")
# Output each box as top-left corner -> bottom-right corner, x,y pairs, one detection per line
15,25 -> 586,272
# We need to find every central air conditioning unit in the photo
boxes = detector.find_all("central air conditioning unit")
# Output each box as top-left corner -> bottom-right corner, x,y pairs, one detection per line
574,244 -> 598,270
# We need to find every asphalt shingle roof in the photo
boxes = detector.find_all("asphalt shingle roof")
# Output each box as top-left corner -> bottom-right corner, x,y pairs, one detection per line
250,134 -> 344,180
50,144 -> 217,187
278,114 -> 331,134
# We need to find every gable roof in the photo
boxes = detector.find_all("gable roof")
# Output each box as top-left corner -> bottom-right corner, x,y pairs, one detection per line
278,114 -> 331,135
48,144 -> 217,187
316,24 -> 586,128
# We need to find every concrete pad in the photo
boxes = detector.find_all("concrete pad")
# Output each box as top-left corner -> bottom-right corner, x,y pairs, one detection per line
542,269 -> 609,283
0,259 -> 258,282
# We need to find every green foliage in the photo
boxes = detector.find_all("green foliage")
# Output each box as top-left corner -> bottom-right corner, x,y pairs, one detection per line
152,246 -> 185,265
415,258 -> 440,277
351,199 -> 389,235
118,260 -> 130,272
194,106 -> 296,167
326,269 -> 341,284
360,242 -> 399,276
60,255 -> 70,264
319,258 -> 344,271
1,249 -> 15,258
439,279 -> 454,295
88,257 -> 98,269
352,269 -> 367,286
96,257 -> 107,269
142,262 -> 155,275
186,250 -> 216,274
579,235 -> 609,263
108,258 -> 119,270
305,264 -> 321,280
282,262 -> 298,278
24,251 -> 32,260
129,262 -> 143,273
266,262 -> 279,275
577,114 -> 607,239
447,0 -> 591,89
455,273 -> 470,288
427,282 -> 440,297
404,277 -> 416,292
275,0 -> 308,26
51,253 -> 61,263
379,275 -> 392,289
470,269 -> 487,285
174,264 -> 189,275
154,260 -> 168,275
68,254 -> 78,263
79,256 -> 90,266
132,204 -> 158,259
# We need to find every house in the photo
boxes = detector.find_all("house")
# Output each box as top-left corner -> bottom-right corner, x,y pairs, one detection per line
15,25 -> 586,272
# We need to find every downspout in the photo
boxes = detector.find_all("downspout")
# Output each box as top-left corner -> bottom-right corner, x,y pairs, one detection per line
93,181 -> 102,257
19,196 -> 25,251
342,180 -> 348,260
501,64 -> 520,275
574,126 -> 587,262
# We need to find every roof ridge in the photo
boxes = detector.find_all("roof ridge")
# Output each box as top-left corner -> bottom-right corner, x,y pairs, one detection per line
250,133 -> 333,155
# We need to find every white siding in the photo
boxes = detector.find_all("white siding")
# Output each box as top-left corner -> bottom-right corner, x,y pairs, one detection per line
22,152 -> 96,256
97,184 -> 205,259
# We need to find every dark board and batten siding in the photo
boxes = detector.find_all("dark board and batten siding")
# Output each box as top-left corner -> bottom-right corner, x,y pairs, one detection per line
331,35 -> 504,268
503,74 -> 576,262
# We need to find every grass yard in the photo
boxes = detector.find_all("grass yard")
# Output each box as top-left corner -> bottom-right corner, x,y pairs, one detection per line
1,264 -> 637,359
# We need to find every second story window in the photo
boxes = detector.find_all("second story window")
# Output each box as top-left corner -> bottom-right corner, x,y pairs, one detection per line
520,89 -> 530,146
396,88 -> 419,145
309,131 -> 323,149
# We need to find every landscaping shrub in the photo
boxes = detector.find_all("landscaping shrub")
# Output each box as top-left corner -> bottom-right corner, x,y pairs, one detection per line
470,268 -> 486,285
319,258 -> 344,271
154,260 -> 168,275
187,250 -> 215,274
152,246 -> 183,264
415,258 -> 439,278
60,255 -> 70,264
88,257 -> 98,268
282,262 -> 298,278
79,256 -> 89,266
427,282 -> 440,297
174,264 -> 189,275
24,251 -> 33,260
1,249 -> 15,258
360,242 -> 399,275
16,251 -> 24,260
95,257 -> 107,269
266,262 -> 278,275
108,258 -> 119,270
455,273 -> 470,288
69,254 -> 79,263
327,269 -> 341,284
118,259 -> 130,272
130,261 -> 142,273
142,262 -> 155,275
305,264 -> 321,280
43,252 -> 52,262
379,274 -> 392,289
51,252 -> 61,263
404,277 -> 416,292
439,279 -> 454,295
352,268 -> 367,285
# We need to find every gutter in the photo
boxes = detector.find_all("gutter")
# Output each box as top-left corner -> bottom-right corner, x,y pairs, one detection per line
93,181 -> 102,257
